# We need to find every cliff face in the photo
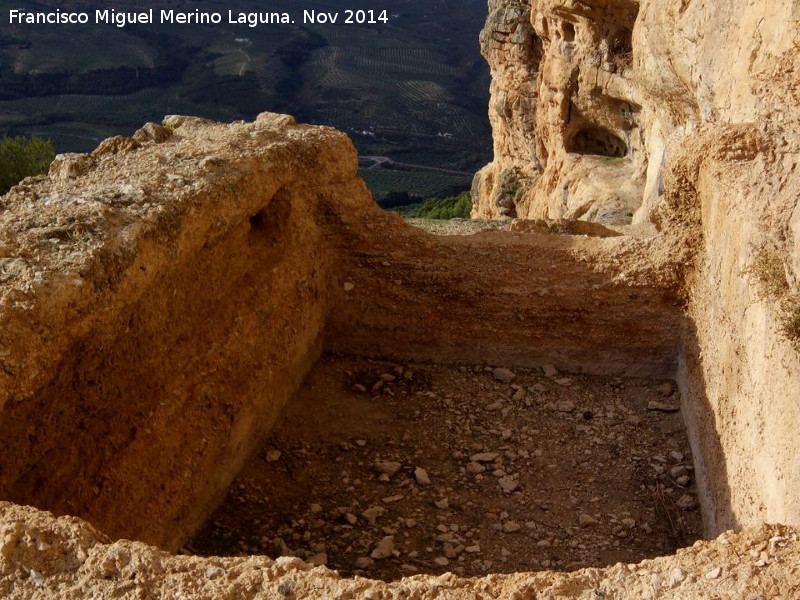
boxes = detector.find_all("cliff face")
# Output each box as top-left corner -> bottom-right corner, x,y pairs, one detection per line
474,0 -> 645,223
476,0 -> 800,536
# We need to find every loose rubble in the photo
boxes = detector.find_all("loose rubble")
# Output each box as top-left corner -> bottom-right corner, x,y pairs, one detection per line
189,356 -> 702,581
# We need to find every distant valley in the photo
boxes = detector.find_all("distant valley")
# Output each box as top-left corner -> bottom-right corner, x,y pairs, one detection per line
0,0 -> 492,203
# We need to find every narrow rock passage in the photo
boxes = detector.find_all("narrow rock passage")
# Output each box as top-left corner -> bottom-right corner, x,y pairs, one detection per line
188,355 -> 702,581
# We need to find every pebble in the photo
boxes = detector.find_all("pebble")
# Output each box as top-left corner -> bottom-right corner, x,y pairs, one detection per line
669,567 -> 685,586
648,401 -> 680,412
373,460 -> 402,476
370,536 -> 395,560
308,552 -> 327,566
343,282 -> 355,291
657,381 -> 676,397
498,476 -> 519,493
355,557 -> 375,569
415,467 -> 431,485
362,506 -> 386,525
470,452 -> 500,462
670,465 -> 688,479
466,462 -> 486,474
705,566 -> 722,579
434,498 -> 450,509
579,513 -> 599,527
493,368 -> 516,383
670,450 -> 685,462
676,495 -> 697,510
542,364 -> 558,377
266,450 -> 282,462
502,521 -> 521,533
382,495 -> 404,503
434,556 -> 450,567
556,400 -> 576,413
465,544 -> 481,553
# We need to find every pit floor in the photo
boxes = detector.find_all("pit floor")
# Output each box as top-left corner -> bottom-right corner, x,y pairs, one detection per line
187,356 -> 702,581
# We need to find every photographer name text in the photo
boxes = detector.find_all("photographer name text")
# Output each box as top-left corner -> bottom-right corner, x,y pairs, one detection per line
8,8 -> 391,28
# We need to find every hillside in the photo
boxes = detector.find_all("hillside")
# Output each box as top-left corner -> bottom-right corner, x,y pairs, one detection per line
0,0 -> 491,201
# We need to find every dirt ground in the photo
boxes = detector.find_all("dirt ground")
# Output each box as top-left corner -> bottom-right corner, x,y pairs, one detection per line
188,355 -> 702,582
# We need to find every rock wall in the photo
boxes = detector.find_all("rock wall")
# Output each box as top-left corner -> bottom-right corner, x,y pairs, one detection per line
0,114 -> 363,549
0,111 -> 688,551
476,0 -> 800,535
474,0 -> 646,224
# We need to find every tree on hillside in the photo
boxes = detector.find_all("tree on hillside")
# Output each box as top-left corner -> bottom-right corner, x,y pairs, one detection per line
0,136 -> 55,195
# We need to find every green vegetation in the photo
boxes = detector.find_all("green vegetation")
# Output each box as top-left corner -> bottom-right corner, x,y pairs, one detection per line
399,192 -> 472,220
745,247 -> 790,300
360,170 -> 473,206
0,135 -> 54,195
745,247 -> 800,347
781,295 -> 800,347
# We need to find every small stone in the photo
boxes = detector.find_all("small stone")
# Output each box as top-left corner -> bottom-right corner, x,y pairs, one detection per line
266,450 -> 281,462
705,567 -> 722,579
465,544 -> 481,553
414,467 -> 431,485
512,389 -> 526,402
467,462 -> 486,474
434,498 -> 450,509
657,381 -> 676,397
676,494 -> 697,510
670,450 -> 685,462
499,476 -> 519,493
485,401 -> 505,411
343,282 -> 355,291
308,552 -> 327,566
371,536 -> 395,560
554,378 -> 572,387
677,475 -> 691,487
542,364 -> 558,377
502,521 -> 521,533
351,384 -> 367,393
669,567 -> 685,586
345,513 -> 358,525
356,557 -> 374,569
670,465 -> 688,479
373,460 -> 402,476
578,513 -> 599,527
355,439 -> 367,447
443,544 -> 458,558
493,368 -> 516,383
382,494 -> 404,503
310,503 -> 322,514
362,506 -> 386,525
470,452 -> 500,462
434,556 -> 450,567
647,401 -> 680,412
556,400 -> 576,413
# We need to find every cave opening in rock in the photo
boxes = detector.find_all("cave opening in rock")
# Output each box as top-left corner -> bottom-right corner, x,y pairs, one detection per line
562,22 -> 576,43
567,127 -> 628,158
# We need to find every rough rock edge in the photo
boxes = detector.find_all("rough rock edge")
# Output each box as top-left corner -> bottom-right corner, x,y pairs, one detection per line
0,503 -> 798,599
